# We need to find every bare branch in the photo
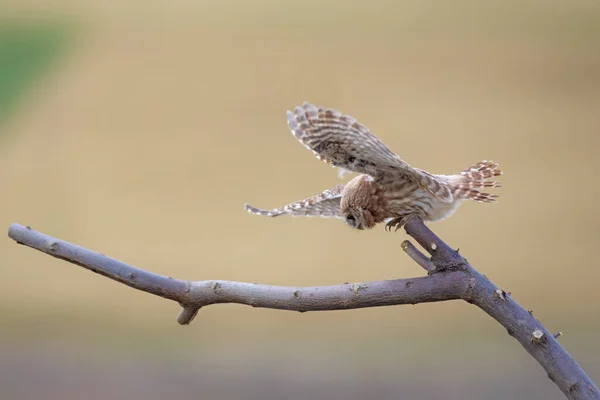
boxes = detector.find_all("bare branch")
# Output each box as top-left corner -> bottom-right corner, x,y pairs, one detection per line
7,221 -> 599,400
7,223 -> 465,316
402,218 -> 599,400
401,240 -> 436,273
8,224 -> 190,303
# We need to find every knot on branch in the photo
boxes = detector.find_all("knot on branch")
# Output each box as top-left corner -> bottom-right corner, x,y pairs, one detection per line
403,217 -> 469,274
429,256 -> 469,273
531,329 -> 548,346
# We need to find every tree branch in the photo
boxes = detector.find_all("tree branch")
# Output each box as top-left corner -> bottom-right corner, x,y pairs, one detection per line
401,240 -> 436,273
6,222 -> 599,400
6,224 -> 466,320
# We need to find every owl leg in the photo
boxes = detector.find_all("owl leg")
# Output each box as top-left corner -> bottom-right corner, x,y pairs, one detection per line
385,214 -> 421,232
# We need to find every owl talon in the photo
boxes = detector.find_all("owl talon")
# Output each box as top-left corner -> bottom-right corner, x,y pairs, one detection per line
385,216 -> 416,232
385,217 -> 405,232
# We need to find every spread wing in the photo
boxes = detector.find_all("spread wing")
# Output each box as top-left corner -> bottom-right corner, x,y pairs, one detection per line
286,102 -> 453,203
245,184 -> 345,219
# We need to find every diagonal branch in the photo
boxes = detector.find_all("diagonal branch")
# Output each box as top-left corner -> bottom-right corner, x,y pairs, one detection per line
402,217 -> 599,400
6,221 -> 599,400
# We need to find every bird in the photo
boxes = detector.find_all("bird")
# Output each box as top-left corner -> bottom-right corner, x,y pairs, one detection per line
244,102 -> 502,231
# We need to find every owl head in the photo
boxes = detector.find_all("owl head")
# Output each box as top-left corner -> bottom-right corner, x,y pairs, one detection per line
340,175 -> 378,230
343,208 -> 376,230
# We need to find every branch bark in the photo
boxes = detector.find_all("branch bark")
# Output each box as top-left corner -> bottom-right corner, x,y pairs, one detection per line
7,221 -> 599,400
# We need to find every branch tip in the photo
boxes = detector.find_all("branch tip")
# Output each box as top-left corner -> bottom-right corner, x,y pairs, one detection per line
401,240 -> 436,272
177,306 -> 199,325
401,240 -> 409,251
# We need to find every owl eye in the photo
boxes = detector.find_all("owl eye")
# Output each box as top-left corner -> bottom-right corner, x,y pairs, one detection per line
346,215 -> 355,222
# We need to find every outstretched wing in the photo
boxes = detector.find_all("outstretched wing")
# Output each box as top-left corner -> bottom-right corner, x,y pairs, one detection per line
286,102 -> 453,203
245,184 -> 344,219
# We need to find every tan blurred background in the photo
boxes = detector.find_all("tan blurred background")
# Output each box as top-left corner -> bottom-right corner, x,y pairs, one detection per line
1,1 -> 599,399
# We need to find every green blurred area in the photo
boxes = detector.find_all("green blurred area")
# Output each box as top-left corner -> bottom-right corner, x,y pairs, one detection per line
0,1 -> 599,399
0,20 -> 72,126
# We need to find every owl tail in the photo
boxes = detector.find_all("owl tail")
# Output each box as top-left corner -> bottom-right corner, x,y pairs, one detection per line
448,160 -> 503,203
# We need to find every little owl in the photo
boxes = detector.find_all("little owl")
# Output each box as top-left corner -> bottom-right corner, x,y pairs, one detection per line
245,102 -> 502,231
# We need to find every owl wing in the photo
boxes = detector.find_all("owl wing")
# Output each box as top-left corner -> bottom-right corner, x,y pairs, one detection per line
287,102 -> 453,203
245,184 -> 344,219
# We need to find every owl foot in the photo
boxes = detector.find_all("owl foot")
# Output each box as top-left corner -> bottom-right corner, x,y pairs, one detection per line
385,216 -> 409,232
385,215 -> 422,232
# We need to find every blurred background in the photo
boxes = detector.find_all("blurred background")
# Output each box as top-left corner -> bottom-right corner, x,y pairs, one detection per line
1,1 -> 599,399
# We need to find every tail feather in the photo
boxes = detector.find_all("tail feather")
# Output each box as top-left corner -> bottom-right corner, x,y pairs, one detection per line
460,160 -> 502,180
450,160 -> 503,202
454,180 -> 503,189
453,188 -> 499,203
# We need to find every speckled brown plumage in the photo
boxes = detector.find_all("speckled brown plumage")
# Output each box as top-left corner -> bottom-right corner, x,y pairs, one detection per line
245,102 -> 503,231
